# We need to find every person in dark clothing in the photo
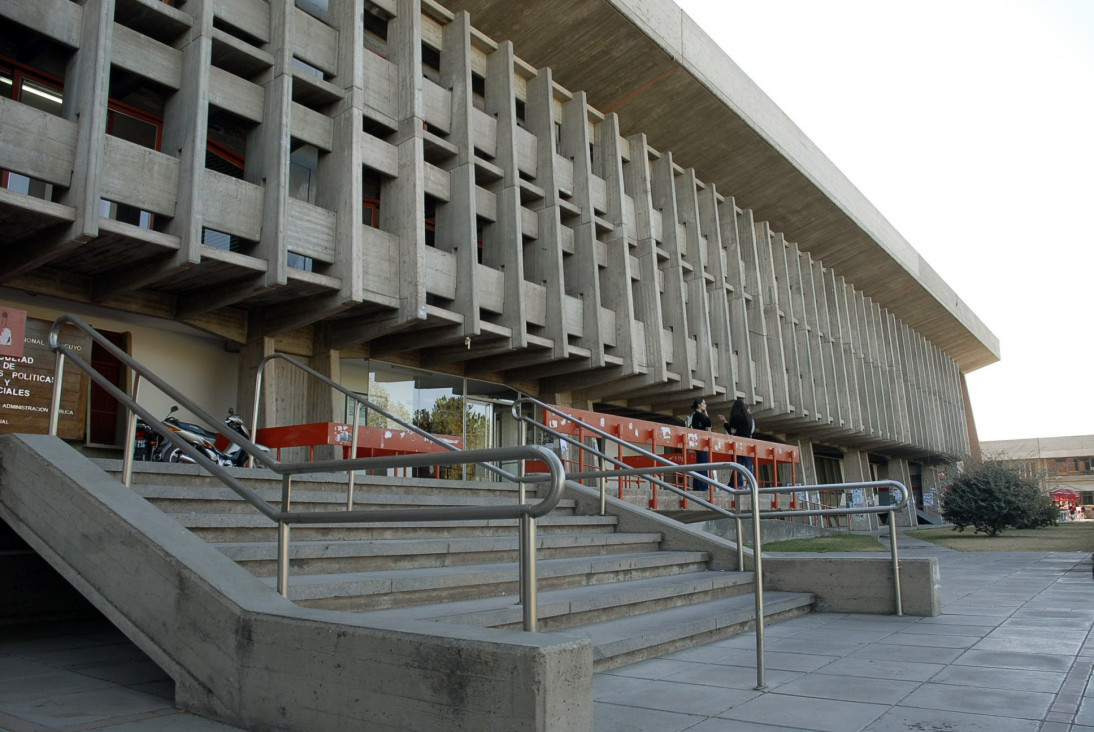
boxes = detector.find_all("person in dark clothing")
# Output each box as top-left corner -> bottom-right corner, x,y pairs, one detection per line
727,398 -> 755,488
687,397 -> 727,491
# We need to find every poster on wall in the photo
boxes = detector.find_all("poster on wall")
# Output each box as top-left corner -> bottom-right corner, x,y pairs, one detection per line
0,316 -> 91,440
0,307 -> 27,359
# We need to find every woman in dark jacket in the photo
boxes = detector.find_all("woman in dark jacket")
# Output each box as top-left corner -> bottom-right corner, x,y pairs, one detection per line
687,397 -> 727,491
727,398 -> 755,487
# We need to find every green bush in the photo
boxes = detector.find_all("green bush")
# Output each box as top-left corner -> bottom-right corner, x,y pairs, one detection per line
941,459 -> 1056,536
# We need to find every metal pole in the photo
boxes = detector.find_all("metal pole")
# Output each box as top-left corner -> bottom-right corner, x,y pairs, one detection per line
122,373 -> 142,488
278,475 -> 293,597
750,467 -> 767,691
521,511 -> 537,632
597,437 -> 606,516
48,350 -> 65,436
889,508 -> 903,616
248,366 -> 264,469
735,515 -> 744,571
277,521 -> 290,598
518,477 -> 527,602
347,404 -> 360,510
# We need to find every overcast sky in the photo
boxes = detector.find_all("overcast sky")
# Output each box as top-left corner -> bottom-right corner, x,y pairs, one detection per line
673,0 -> 1094,442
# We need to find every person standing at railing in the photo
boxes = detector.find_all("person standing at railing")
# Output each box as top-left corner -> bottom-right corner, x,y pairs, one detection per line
727,398 -> 755,488
686,397 -> 728,491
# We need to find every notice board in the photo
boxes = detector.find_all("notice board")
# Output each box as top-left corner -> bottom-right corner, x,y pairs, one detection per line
0,314 -> 91,440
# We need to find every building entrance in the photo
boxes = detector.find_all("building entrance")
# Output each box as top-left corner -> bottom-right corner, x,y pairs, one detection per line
339,359 -> 523,480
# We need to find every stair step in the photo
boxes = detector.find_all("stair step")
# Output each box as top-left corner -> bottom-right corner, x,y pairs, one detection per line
263,550 -> 712,611
361,571 -> 758,631
137,484 -> 577,515
574,590 -> 814,671
172,512 -> 619,541
215,532 -> 664,575
102,460 -> 524,497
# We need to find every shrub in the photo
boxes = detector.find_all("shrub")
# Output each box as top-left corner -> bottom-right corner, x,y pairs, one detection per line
941,459 -> 1056,536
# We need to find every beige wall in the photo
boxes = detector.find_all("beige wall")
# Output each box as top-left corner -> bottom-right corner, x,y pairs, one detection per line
0,296 -> 240,444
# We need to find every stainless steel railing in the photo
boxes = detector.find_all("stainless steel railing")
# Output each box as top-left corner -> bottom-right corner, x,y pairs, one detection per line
46,315 -> 565,632
512,396 -> 910,690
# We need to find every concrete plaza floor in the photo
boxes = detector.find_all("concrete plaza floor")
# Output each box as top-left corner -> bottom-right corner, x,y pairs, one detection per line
0,533 -> 1090,731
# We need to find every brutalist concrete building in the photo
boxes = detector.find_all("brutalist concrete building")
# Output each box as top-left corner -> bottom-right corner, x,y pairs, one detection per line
0,0 -> 999,727
0,0 -> 997,493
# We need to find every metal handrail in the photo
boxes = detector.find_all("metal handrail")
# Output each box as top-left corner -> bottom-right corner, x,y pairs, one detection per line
512,396 -> 910,690
512,397 -> 753,565
45,315 -> 565,632
249,353 -> 522,503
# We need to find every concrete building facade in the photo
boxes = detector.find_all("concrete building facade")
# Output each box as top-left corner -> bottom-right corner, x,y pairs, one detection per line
981,435 -> 1094,513
0,0 -> 998,499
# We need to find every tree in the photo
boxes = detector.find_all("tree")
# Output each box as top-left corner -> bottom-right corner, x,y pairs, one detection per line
413,395 -> 488,479
941,459 -> 1056,536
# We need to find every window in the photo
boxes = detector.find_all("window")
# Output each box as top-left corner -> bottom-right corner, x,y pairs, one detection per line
363,167 -> 382,227
101,105 -> 163,228
0,65 -> 63,200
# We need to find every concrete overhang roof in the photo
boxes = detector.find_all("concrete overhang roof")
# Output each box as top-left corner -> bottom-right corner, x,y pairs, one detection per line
442,0 -> 1001,372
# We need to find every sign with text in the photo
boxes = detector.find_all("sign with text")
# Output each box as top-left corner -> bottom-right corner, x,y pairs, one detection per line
0,317 -> 90,440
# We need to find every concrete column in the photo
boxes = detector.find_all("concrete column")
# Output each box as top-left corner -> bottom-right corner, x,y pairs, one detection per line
794,439 -> 818,486
621,134 -> 668,387
160,0 -> 212,271
674,168 -> 715,394
483,41 -> 526,347
387,0 -> 428,323
772,233 -> 803,418
736,210 -> 768,406
649,153 -> 691,390
842,450 -> 877,531
751,220 -> 788,416
720,199 -> 755,401
237,336 -> 277,429
245,0 -> 294,288
437,12 -> 481,337
50,0 -> 114,254
525,70 -> 568,360
593,113 -> 640,378
559,92 -> 605,367
698,186 -> 736,399
319,0 -> 366,304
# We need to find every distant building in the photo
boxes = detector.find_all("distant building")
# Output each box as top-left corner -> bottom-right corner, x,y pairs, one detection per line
981,435 -> 1094,508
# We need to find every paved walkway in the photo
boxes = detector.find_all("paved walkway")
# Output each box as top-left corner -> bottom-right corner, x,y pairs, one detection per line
594,535 -> 1094,731
0,535 -> 1090,731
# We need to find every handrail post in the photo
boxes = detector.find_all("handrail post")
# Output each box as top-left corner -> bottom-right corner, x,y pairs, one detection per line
248,367 -> 264,469
521,510 -> 537,632
278,474 -> 293,597
889,506 -> 902,616
48,349 -> 65,436
750,467 -> 767,691
734,515 -> 744,571
347,404 -> 361,510
121,373 -> 142,488
277,521 -> 290,598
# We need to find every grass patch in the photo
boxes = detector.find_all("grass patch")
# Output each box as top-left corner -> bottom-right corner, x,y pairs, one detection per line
763,534 -> 886,553
910,522 -> 1094,552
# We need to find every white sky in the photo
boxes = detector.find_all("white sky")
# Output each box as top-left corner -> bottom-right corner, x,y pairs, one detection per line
674,0 -> 1094,442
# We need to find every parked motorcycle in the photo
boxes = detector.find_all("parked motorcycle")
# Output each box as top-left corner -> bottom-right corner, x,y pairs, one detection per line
132,417 -> 159,461
133,407 -> 267,467
215,407 -> 269,467
158,406 -> 230,465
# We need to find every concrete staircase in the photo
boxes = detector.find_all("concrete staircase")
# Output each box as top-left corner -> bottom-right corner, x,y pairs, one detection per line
0,434 -> 817,729
124,465 -> 814,671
